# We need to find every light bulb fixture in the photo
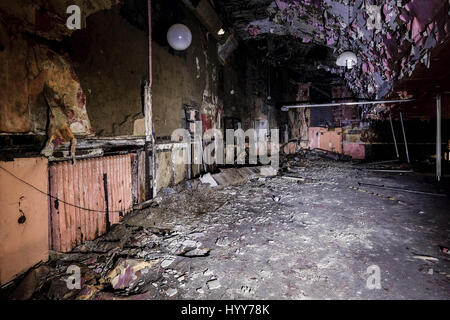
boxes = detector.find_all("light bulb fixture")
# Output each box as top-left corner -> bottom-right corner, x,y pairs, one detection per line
336,4 -> 358,70
167,24 -> 192,51
217,28 -> 225,36
336,51 -> 358,69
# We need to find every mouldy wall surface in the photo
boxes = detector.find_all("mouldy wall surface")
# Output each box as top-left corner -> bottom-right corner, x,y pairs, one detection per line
156,150 -> 173,191
66,8 -> 147,137
151,16 -> 219,137
0,158 -> 49,285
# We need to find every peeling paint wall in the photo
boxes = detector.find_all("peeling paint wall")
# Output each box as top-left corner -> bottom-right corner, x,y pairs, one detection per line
65,8 -> 147,137
155,144 -> 188,193
231,0 -> 450,101
0,0 -> 125,136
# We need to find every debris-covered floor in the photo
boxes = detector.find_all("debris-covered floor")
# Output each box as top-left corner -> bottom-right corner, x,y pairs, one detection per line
2,158 -> 450,300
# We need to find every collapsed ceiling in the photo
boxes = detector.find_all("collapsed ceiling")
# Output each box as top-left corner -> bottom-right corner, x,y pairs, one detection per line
213,0 -> 450,99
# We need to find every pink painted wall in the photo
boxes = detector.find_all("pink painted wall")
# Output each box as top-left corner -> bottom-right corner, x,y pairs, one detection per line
308,127 -> 343,154
0,157 -> 49,285
344,143 -> 366,160
49,155 -> 133,253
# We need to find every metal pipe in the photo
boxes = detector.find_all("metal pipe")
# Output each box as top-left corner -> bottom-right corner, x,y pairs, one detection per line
146,0 -> 156,198
399,112 -> 410,163
148,0 -> 152,89
437,94 -> 442,181
389,114 -> 400,159
281,98 -> 415,111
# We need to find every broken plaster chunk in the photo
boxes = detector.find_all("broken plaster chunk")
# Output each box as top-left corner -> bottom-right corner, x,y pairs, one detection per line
413,255 -> 439,262
196,288 -> 205,294
207,279 -> 221,290
105,259 -> 159,291
182,248 -> 211,257
260,166 -> 278,177
166,288 -> 178,297
203,269 -> 213,276
161,258 -> 176,269
200,173 -> 218,187
216,237 -> 230,247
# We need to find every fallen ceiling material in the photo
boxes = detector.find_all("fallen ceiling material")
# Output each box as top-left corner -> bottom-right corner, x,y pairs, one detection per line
215,0 -> 450,100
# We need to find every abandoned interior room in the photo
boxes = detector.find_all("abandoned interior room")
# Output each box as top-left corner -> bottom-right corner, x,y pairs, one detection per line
0,0 -> 449,301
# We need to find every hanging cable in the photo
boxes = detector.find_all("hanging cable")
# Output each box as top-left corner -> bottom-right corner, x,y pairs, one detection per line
0,165 -> 124,214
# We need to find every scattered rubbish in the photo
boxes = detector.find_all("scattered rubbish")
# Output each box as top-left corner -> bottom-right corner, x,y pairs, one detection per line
200,173 -> 218,187
10,265 -> 51,300
133,197 -> 162,210
272,195 -> 281,202
196,288 -> 204,294
207,279 -> 221,290
166,288 -> 178,297
216,237 -> 230,247
357,182 -> 447,197
308,148 -> 352,161
179,248 -> 211,258
159,188 -> 177,196
413,255 -> 439,262
281,175 -> 316,184
418,211 -> 426,215
260,166 -> 278,177
439,246 -> 450,255
348,186 -> 407,205
203,269 -> 213,276
241,285 -> 252,294
161,258 -> 176,269
365,169 -> 414,173
105,259 -> 160,291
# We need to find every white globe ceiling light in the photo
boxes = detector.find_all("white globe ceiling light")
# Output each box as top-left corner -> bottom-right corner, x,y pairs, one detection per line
336,51 -> 358,69
167,24 -> 192,51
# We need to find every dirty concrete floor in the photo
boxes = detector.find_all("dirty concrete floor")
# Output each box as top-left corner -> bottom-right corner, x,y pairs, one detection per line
4,159 -> 450,300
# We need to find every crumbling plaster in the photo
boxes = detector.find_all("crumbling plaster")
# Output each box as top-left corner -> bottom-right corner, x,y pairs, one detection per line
229,0 -> 449,101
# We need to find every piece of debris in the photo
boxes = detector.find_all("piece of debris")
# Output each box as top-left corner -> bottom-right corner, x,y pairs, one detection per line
161,258 -> 176,269
207,279 -> 221,290
9,265 -> 51,300
105,259 -> 160,291
180,248 -> 211,257
200,173 -> 218,187
413,255 -> 439,262
260,166 -> 278,177
166,288 -> 178,297
203,269 -> 213,276
439,246 -> 450,255
216,237 -> 230,247
196,288 -> 205,294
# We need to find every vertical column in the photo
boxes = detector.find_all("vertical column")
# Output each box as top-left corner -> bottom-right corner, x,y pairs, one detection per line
389,114 -> 400,159
437,94 -> 442,181
399,112 -> 410,164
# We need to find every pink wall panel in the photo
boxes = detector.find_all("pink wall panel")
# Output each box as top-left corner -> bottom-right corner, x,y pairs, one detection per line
0,157 -> 49,285
344,143 -> 366,160
308,127 -> 343,154
49,155 -> 133,252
